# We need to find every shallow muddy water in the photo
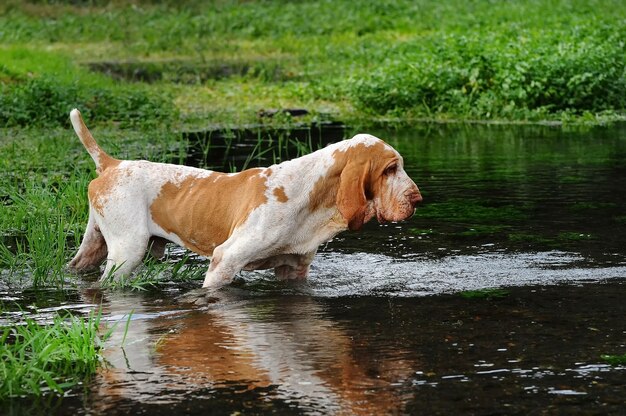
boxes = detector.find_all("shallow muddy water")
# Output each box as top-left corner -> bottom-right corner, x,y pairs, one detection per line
2,122 -> 626,415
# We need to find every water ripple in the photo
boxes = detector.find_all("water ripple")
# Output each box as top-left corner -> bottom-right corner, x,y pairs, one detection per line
296,250 -> 626,297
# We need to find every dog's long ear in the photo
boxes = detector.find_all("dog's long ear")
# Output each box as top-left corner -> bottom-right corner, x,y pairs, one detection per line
336,160 -> 370,231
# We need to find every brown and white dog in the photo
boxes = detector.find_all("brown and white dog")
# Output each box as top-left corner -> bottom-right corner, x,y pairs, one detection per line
68,109 -> 422,288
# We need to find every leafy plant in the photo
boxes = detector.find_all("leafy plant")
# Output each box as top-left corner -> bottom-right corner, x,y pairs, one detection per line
352,32 -> 626,120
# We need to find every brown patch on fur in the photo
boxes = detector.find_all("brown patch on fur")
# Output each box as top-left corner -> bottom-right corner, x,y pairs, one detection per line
308,141 -> 397,230
273,186 -> 289,202
150,168 -> 269,256
308,163 -> 342,212
88,167 -> 123,215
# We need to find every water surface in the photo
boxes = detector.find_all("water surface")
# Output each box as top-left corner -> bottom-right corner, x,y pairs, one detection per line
2,122 -> 626,415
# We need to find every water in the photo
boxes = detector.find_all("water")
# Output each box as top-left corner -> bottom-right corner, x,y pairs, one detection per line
2,122 -> 626,415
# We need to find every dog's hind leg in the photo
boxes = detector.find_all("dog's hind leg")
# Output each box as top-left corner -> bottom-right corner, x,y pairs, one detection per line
148,237 -> 168,259
68,210 -> 108,274
101,234 -> 150,281
274,251 -> 316,281
96,213 -> 151,281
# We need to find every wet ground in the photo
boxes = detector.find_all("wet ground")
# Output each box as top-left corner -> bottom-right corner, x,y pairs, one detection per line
2,122 -> 626,414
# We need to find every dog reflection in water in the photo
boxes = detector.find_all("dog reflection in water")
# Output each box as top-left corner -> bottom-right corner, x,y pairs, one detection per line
92,290 -> 416,414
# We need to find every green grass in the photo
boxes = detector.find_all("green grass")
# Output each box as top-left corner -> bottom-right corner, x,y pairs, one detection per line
0,310 -> 112,399
0,47 -> 176,127
101,252 -> 205,291
507,232 -> 555,246
0,0 -> 624,127
557,232 -> 595,241
0,173 -> 88,286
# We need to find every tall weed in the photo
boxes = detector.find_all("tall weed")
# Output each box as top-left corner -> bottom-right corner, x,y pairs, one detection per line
0,172 -> 89,286
0,310 -> 111,399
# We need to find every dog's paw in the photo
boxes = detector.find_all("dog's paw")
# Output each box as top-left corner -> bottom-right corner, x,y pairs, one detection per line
177,288 -> 221,307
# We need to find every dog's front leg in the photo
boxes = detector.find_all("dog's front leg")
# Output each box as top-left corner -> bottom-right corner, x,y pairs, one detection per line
202,250 -> 237,288
202,240 -> 259,288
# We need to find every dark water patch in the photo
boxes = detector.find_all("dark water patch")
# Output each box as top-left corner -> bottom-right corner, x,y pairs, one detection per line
0,287 -> 94,325
3,279 -> 624,415
181,122 -> 345,170
257,108 -> 310,118
372,122 -> 626,264
87,59 -> 290,84
0,233 -> 25,254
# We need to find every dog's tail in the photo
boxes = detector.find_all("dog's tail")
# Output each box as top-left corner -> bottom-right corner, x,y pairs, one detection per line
70,109 -> 118,174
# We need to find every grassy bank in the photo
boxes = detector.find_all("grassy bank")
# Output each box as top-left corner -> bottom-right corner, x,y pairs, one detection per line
0,0 -> 624,127
0,311 -> 111,399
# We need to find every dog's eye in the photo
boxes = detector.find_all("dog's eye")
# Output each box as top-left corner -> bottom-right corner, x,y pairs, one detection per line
384,164 -> 398,176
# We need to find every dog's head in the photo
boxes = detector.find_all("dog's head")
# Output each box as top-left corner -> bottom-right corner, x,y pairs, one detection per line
336,134 -> 422,231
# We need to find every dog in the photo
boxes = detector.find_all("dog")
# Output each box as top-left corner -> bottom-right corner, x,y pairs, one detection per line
68,109 -> 422,287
